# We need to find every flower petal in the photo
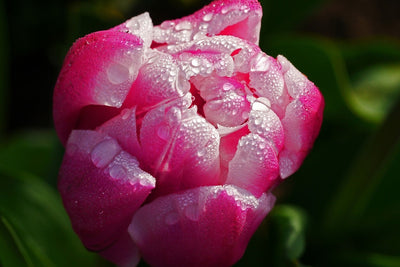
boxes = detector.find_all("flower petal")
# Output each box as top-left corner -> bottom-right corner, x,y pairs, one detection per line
227,133 -> 279,196
99,232 -> 140,267
139,101 -> 221,197
153,0 -> 262,45
277,55 -> 325,178
129,185 -> 275,267
123,50 -> 190,111
114,12 -> 154,48
53,30 -> 144,144
97,107 -> 141,159
58,130 -> 155,251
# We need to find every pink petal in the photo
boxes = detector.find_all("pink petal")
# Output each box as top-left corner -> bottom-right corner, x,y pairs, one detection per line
161,35 -> 261,73
249,54 -> 290,118
227,133 -> 279,197
248,98 -> 285,152
277,55 -> 325,178
123,51 -> 190,112
192,76 -> 251,127
219,125 -> 250,183
99,232 -> 140,267
129,185 -> 275,267
97,107 -> 141,160
58,130 -> 155,251
153,0 -> 262,45
114,12 -> 154,48
53,30 -> 144,144
139,101 -> 221,197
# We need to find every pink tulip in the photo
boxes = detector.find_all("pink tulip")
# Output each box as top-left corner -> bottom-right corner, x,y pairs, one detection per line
53,0 -> 324,266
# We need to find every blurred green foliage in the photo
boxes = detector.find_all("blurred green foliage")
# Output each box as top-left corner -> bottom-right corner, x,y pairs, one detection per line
1,0 -> 400,266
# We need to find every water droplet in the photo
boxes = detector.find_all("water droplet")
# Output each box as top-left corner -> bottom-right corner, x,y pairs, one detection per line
121,109 -> 131,120
193,32 -> 206,40
254,118 -> 262,125
252,100 -> 270,111
167,107 -> 182,125
157,125 -> 170,140
175,21 -> 192,31
221,6 -> 229,14
109,164 -> 127,180
176,71 -> 190,94
191,58 -> 201,67
199,23 -> 208,31
165,212 -> 179,225
197,149 -> 205,157
202,13 -> 213,22
184,205 -> 200,221
222,82 -> 234,91
206,100 -> 222,111
127,20 -> 140,31
107,63 -> 130,85
91,139 -> 121,168
251,53 -> 270,72
259,142 -> 266,149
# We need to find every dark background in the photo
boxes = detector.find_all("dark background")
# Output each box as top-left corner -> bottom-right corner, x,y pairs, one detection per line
1,0 -> 399,266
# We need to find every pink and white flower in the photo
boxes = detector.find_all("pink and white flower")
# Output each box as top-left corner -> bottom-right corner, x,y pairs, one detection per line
53,0 -> 324,266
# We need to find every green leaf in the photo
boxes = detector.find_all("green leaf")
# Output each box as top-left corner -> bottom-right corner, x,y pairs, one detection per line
0,170 -> 99,267
349,64 -> 400,123
0,216 -> 32,266
269,205 -> 307,265
333,252 -> 400,267
323,95 -> 400,236
0,130 -> 63,185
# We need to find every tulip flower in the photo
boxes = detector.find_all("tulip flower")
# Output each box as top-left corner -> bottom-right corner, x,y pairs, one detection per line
53,0 -> 324,266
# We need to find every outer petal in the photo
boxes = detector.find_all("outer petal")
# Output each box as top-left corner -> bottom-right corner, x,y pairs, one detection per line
277,55 -> 324,178
58,130 -> 155,252
153,0 -> 262,45
123,51 -> 190,111
129,185 -> 275,267
97,107 -> 141,160
139,100 -> 221,197
99,232 -> 140,267
227,133 -> 279,197
113,12 -> 154,48
53,30 -> 144,144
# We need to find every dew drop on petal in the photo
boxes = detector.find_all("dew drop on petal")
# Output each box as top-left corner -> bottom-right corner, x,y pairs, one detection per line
165,212 -> 180,225
167,107 -> 182,125
184,205 -> 200,221
157,125 -> 171,140
206,100 -> 222,111
202,13 -> 213,22
222,82 -> 234,91
174,21 -> 192,31
191,58 -> 201,67
254,118 -> 262,125
121,109 -> 131,120
197,149 -> 205,157
107,63 -> 130,85
242,111 -> 249,120
221,6 -> 229,14
109,164 -> 127,180
91,139 -> 121,168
